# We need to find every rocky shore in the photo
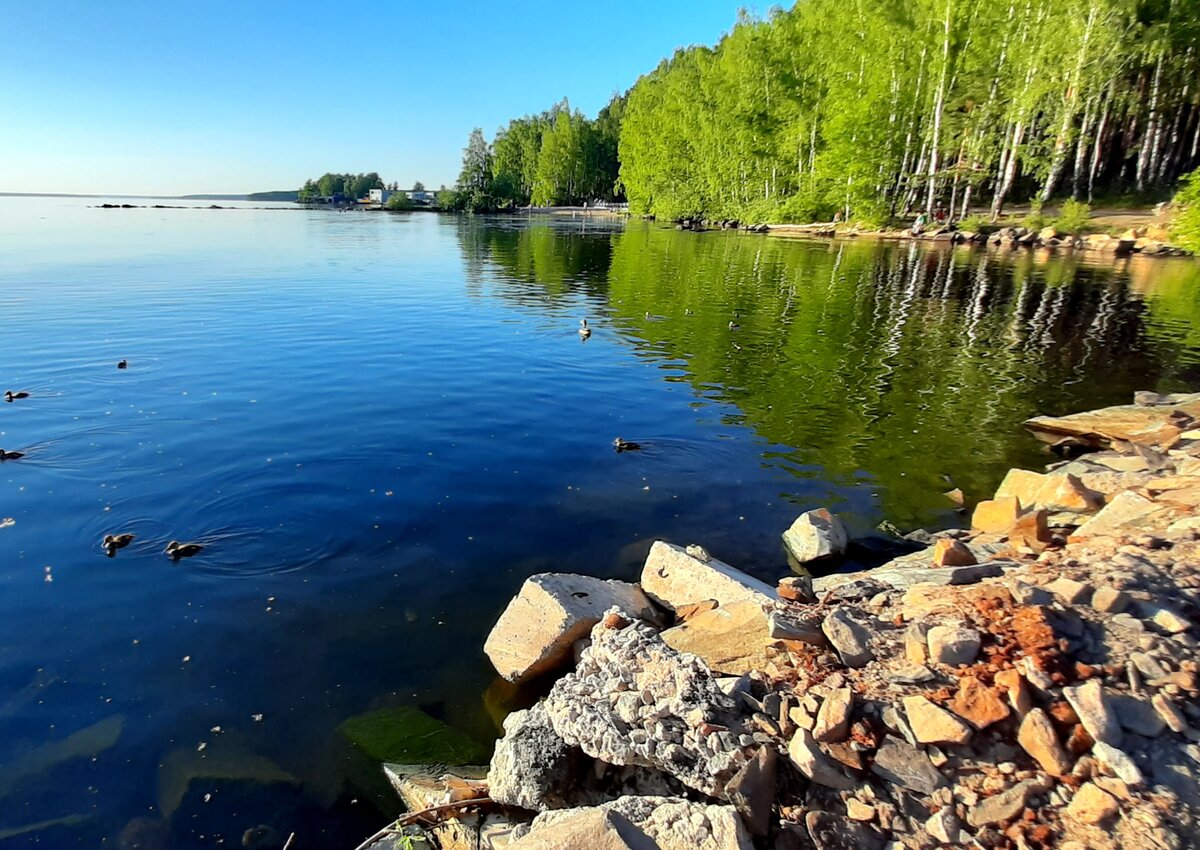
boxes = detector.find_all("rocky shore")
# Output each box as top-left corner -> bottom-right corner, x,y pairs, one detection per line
363,392 -> 1200,850
676,217 -> 1193,256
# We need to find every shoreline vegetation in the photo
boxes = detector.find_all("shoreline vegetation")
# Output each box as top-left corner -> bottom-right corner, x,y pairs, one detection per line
438,0 -> 1200,252
359,392 -> 1200,850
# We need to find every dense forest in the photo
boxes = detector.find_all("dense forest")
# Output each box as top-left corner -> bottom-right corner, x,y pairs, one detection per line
444,98 -> 625,212
450,0 -> 1200,225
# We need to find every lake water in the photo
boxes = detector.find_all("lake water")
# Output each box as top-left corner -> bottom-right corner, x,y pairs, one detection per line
1,198 -> 1199,848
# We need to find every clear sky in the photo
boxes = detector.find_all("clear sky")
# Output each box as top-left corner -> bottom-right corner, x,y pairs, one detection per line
1,0 -> 751,196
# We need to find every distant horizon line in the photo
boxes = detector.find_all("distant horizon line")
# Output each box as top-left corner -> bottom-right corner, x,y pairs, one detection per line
0,190 -> 297,200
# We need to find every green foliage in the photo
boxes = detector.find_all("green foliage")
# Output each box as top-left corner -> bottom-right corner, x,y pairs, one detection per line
958,214 -> 991,233
1023,201 -> 1046,232
297,172 -> 384,201
603,0 -> 1200,222
1054,199 -> 1092,235
1171,168 -> 1200,251
385,192 -> 414,211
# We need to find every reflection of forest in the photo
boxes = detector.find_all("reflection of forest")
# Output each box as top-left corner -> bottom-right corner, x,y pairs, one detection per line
461,219 -> 1200,526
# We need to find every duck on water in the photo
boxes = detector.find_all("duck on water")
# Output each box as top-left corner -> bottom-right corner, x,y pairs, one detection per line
164,540 -> 204,560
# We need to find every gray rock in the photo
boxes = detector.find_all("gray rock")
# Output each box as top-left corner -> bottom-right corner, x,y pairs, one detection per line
489,704 -> 581,810
768,611 -> 826,645
822,608 -> 876,668
727,747 -> 776,837
783,508 -> 848,564
1092,742 -> 1145,786
788,729 -> 856,791
543,614 -> 748,800
870,736 -> 946,794
966,778 -> 1049,828
805,811 -> 885,850
1063,680 -> 1122,747
926,625 -> 981,667
1111,694 -> 1166,737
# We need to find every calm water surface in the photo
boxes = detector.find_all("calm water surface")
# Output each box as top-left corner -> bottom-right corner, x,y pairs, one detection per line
1,198 -> 1199,847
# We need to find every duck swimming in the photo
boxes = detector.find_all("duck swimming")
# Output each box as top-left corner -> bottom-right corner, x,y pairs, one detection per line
164,540 -> 204,560
578,319 -> 592,339
728,320 -> 741,330
0,449 -> 24,461
102,533 -> 135,556
117,360 -> 128,369
4,391 -> 29,402
613,437 -> 642,452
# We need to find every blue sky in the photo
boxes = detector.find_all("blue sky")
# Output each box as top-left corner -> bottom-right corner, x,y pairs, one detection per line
1,1 -> 752,195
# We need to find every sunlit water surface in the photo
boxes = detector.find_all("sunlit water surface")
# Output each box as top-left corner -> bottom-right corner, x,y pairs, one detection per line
1,198 -> 1199,848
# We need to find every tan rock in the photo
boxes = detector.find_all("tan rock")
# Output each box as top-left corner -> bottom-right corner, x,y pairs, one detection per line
932,538 -> 977,567
508,808 -> 650,850
995,468 -> 1046,507
484,574 -> 658,683
1046,577 -> 1091,605
783,508 -> 848,564
1008,509 -> 1051,551
1017,708 -> 1072,776
660,600 -> 771,676
952,676 -> 1011,730
904,623 -> 929,665
926,624 -> 981,667
1071,491 -> 1168,541
788,729 -> 856,790
1091,586 -> 1130,613
1038,473 -> 1104,512
903,695 -> 972,745
1065,782 -> 1119,825
813,688 -> 854,743
972,497 -> 1022,534
995,668 -> 1033,717
640,541 -> 776,612
846,799 -> 875,821
1025,395 -> 1200,449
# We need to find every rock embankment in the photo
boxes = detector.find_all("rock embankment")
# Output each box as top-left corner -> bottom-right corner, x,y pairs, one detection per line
371,391 -> 1200,850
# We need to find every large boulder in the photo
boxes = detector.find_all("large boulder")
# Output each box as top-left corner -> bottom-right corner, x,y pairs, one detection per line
640,542 -> 775,613
543,615 -> 751,800
782,509 -> 848,565
487,702 -> 681,812
660,600 -> 771,676
1025,394 -> 1200,450
485,574 -> 658,683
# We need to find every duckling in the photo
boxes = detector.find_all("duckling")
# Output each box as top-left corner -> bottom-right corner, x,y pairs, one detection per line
578,319 -> 592,339
164,540 -> 204,560
117,360 -> 128,370
4,391 -> 29,402
613,437 -> 642,452
0,449 -> 24,461
102,533 -> 136,557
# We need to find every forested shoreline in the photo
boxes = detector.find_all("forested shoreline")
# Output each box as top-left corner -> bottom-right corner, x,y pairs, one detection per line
447,0 -> 1200,228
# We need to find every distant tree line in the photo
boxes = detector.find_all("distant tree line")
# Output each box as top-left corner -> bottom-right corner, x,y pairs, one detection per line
448,0 -> 1200,223
297,173 -> 385,202
442,98 -> 625,212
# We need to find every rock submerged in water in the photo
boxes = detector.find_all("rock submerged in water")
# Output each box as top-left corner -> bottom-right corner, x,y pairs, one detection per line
782,508 -> 847,565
